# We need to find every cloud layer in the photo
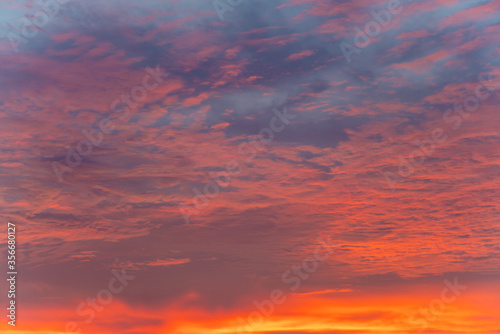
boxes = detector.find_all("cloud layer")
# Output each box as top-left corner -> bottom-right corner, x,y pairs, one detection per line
0,0 -> 499,333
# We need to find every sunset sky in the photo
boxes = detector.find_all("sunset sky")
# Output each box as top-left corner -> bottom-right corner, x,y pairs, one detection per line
0,0 -> 499,333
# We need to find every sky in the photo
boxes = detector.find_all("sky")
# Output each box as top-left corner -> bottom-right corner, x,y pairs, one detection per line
0,0 -> 499,333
